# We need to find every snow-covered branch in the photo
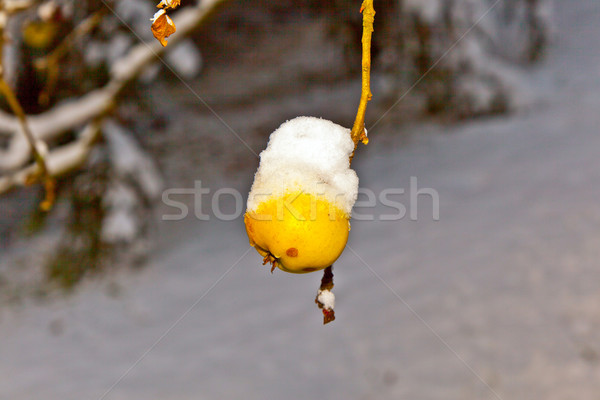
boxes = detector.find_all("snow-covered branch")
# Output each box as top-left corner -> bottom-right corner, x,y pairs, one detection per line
0,0 -> 226,191
0,120 -> 101,193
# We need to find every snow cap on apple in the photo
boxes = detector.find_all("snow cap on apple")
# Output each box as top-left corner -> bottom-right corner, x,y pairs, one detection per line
245,116 -> 359,273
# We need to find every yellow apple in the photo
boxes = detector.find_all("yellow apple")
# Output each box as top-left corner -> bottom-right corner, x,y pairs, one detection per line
244,191 -> 350,273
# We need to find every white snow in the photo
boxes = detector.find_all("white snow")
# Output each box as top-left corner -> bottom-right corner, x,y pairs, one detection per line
101,182 -> 139,244
247,116 -> 359,215
164,40 -> 203,80
316,289 -> 335,310
150,8 -> 166,23
103,119 -> 164,201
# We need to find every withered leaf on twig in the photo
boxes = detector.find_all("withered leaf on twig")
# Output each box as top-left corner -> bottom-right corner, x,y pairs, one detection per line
151,9 -> 176,47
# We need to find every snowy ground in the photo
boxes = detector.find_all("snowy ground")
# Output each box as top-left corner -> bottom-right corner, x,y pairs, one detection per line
2,1 -> 600,399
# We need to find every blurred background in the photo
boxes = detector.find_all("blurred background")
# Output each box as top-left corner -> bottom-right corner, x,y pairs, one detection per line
2,0 -> 600,399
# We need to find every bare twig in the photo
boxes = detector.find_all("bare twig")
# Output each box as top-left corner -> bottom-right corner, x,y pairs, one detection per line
349,0 -> 375,149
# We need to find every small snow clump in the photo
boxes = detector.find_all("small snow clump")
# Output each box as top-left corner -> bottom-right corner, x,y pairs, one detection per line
316,289 -> 335,310
247,116 -> 359,215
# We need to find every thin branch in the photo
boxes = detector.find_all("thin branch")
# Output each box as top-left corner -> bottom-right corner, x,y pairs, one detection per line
350,0 -> 375,149
0,120 -> 102,193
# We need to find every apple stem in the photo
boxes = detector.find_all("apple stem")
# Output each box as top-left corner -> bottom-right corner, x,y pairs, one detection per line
315,265 -> 335,324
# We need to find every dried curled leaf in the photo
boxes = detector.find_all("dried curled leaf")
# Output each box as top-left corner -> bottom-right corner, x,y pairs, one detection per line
150,0 -> 180,47
151,9 -> 176,47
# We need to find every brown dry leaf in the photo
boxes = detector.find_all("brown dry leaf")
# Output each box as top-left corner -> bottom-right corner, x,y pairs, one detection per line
151,10 -> 176,47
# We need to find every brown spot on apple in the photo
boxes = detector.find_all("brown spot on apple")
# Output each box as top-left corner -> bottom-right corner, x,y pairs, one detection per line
286,247 -> 299,257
